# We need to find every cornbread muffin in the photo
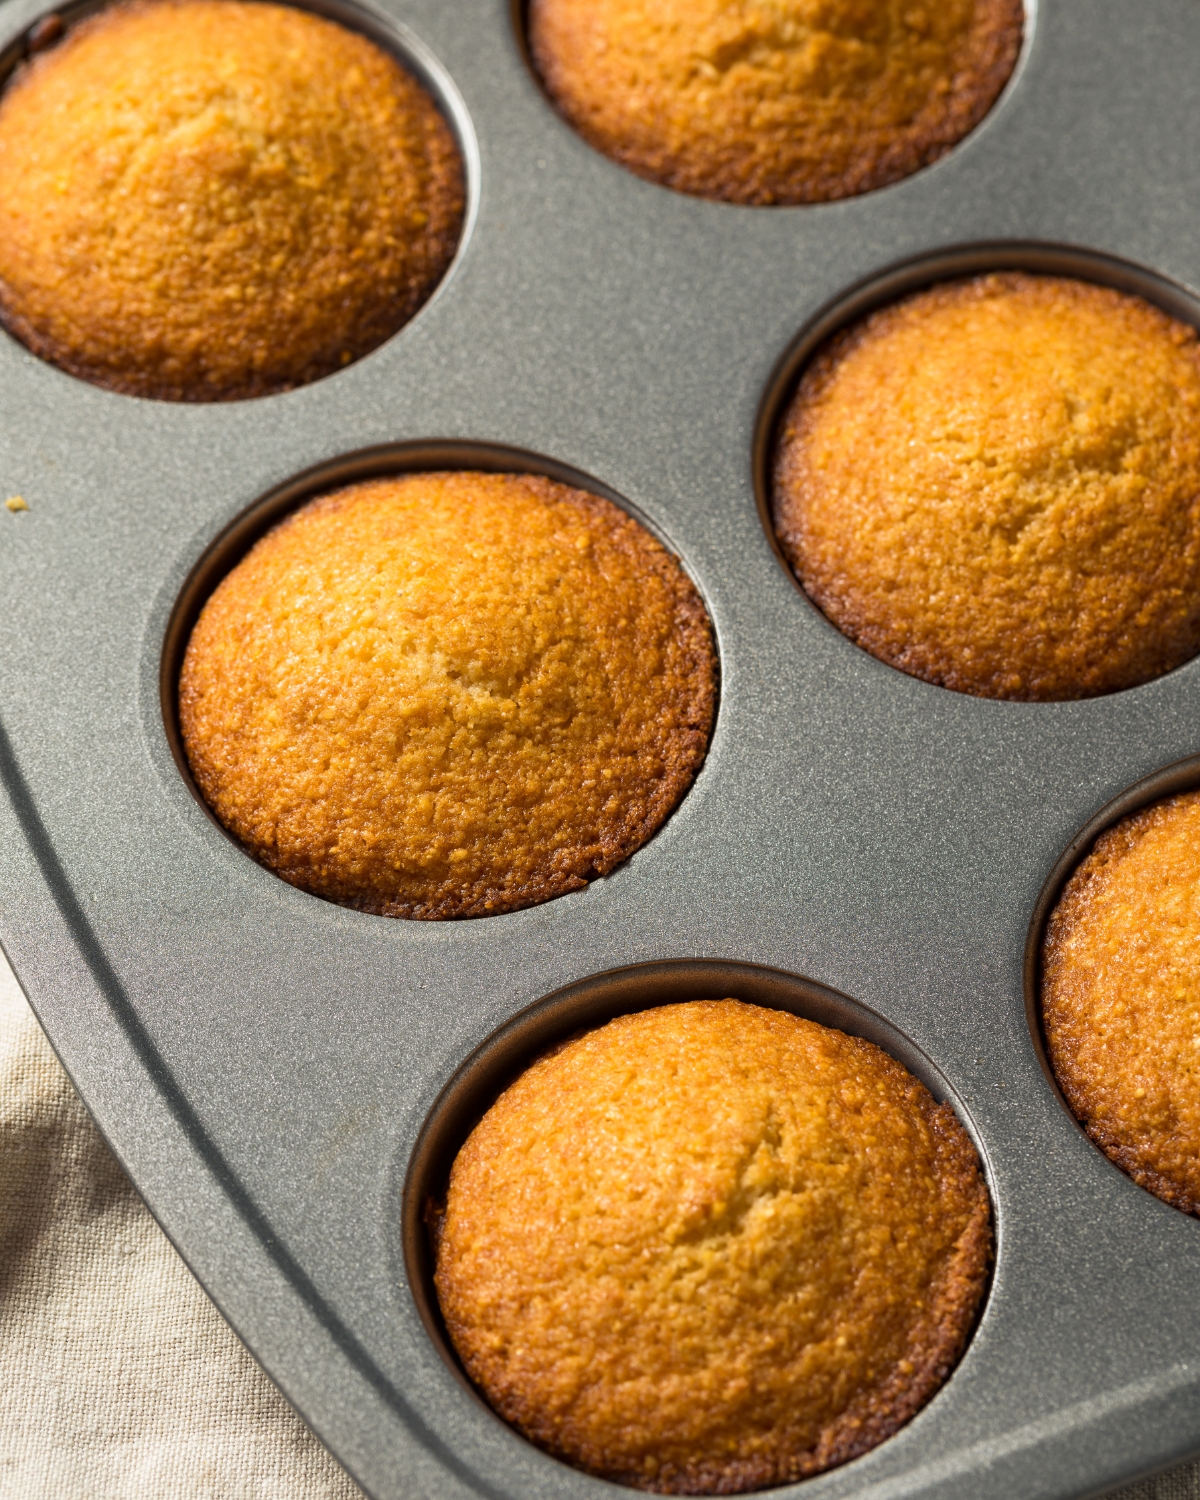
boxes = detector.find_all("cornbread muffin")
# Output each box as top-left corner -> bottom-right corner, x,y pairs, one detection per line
1042,789 -> 1200,1215
433,999 -> 991,1492
774,273 -> 1200,700
179,472 -> 715,919
528,0 -> 1022,206
0,0 -> 463,400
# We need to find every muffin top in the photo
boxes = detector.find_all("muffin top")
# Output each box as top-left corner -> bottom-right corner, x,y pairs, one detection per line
529,0 -> 1022,206
0,0 -> 463,400
1042,789 -> 1200,1216
773,273 -> 1200,700
433,999 -> 991,1493
179,472 -> 715,919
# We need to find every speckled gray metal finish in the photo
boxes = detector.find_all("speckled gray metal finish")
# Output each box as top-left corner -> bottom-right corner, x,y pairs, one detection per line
2,1 -> 1200,1496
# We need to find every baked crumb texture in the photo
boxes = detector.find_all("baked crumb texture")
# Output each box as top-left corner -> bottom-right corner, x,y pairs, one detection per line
528,0 -> 1022,205
179,472 -> 716,920
0,0 -> 464,400
1043,790 -> 1200,1215
434,999 -> 991,1493
773,272 -> 1200,701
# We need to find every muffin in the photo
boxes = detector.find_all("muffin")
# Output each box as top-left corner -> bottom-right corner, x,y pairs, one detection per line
528,0 -> 1023,206
0,0 -> 464,400
433,999 -> 991,1493
179,472 -> 716,919
773,273 -> 1200,700
1042,789 -> 1200,1215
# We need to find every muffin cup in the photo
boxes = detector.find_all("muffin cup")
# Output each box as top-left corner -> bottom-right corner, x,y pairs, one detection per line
754,241 -> 1200,672
1025,752 -> 1200,1141
403,958 -> 991,1407
161,440 -> 716,882
0,0 -> 480,398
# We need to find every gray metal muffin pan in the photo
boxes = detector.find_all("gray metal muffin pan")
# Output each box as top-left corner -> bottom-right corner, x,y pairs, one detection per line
3,0 -> 1200,1494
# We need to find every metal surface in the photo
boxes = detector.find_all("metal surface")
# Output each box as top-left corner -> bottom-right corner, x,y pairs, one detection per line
2,1 -> 1200,1496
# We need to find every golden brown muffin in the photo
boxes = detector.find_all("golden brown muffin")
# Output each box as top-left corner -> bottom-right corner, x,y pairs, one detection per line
773,273 -> 1200,700
0,0 -> 463,400
529,0 -> 1022,206
179,472 -> 715,919
1042,789 -> 1200,1215
433,999 -> 991,1493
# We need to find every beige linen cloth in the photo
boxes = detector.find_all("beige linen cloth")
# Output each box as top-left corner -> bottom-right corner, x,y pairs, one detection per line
0,952 -> 364,1499
0,950 -> 1196,1500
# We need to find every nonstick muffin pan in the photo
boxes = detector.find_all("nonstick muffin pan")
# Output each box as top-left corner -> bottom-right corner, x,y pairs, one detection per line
3,0 -> 1200,1496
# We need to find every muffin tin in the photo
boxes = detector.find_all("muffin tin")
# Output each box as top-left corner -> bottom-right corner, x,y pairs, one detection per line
3,0 -> 1200,1496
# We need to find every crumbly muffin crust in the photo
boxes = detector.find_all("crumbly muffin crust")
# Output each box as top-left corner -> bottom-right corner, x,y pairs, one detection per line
179,472 -> 715,919
1043,790 -> 1200,1215
0,0 -> 463,400
434,999 -> 991,1493
529,0 -> 1022,206
773,273 -> 1200,701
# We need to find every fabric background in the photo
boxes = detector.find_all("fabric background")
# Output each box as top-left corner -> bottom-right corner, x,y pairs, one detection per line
0,947 -> 1195,1500
0,953 -> 364,1499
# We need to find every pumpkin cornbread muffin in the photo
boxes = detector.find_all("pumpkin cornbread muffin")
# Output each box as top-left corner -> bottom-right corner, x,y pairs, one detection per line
1042,789 -> 1200,1215
528,0 -> 1022,206
0,0 -> 463,400
179,472 -> 715,919
774,273 -> 1200,700
433,999 -> 991,1493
